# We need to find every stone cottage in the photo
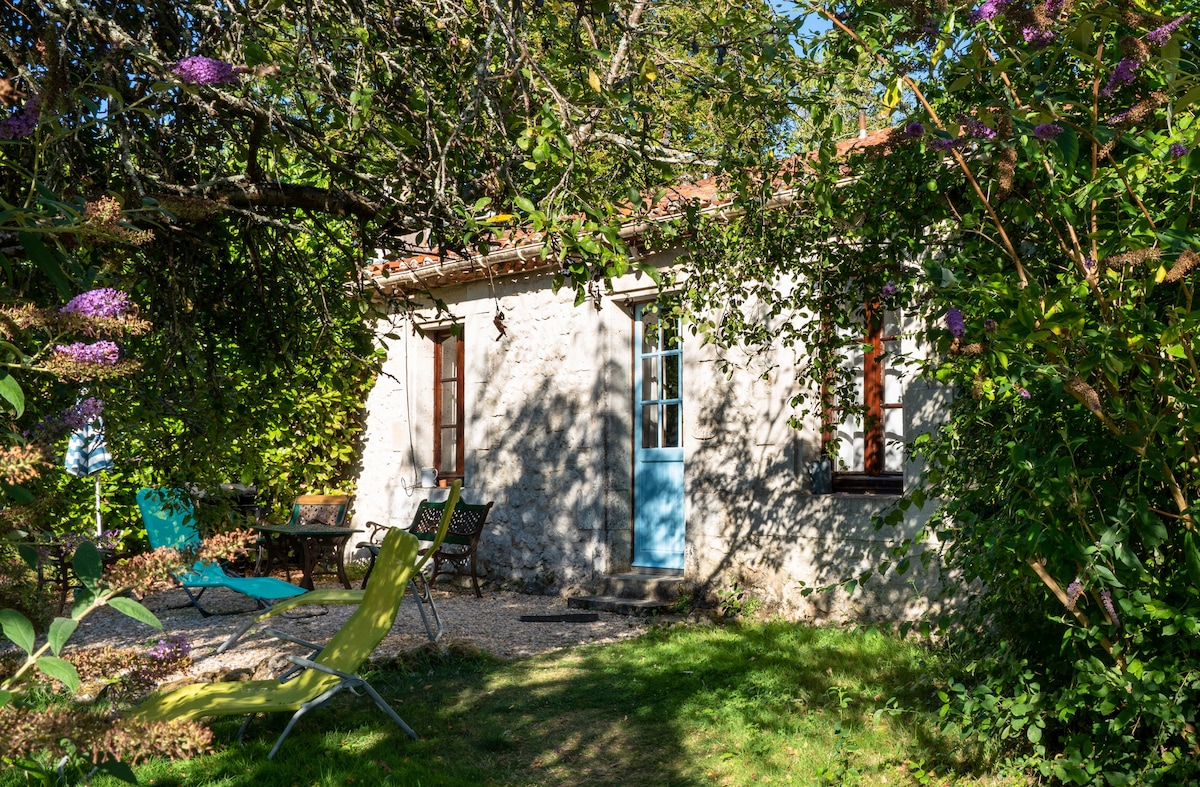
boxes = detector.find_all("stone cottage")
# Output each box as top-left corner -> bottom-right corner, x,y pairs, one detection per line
352,133 -> 953,621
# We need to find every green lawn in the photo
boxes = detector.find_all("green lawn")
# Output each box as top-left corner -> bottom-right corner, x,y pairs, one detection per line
11,621 -> 1026,786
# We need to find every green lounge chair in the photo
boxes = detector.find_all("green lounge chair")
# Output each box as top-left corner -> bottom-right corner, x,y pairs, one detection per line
131,482 -> 461,758
137,488 -> 307,617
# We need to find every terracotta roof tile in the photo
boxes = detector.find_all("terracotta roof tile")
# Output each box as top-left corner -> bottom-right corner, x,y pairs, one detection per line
366,128 -> 898,294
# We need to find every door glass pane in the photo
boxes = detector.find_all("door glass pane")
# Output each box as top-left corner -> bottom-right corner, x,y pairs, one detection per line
663,404 -> 680,447
834,415 -> 864,471
441,335 -> 457,377
884,408 -> 905,472
642,405 -> 659,448
884,362 -> 904,404
641,313 -> 659,354
439,429 -> 458,473
642,358 -> 658,401
663,353 -> 680,400
662,314 -> 679,350
883,309 -> 902,338
440,381 -> 457,420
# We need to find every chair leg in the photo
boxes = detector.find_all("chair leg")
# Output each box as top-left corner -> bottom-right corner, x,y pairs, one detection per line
469,553 -> 481,598
407,577 -> 443,643
360,553 -> 376,589
359,678 -> 418,740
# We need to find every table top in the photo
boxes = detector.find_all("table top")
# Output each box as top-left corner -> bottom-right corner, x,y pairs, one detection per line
252,522 -> 361,537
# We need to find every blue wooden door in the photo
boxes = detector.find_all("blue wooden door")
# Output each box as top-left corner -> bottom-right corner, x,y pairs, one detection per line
633,304 -> 685,569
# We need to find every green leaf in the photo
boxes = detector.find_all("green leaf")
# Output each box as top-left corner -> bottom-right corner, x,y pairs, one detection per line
515,195 -> 536,214
17,542 -> 39,570
18,233 -> 73,300
94,759 -> 138,784
72,541 -> 103,587
0,371 -> 25,418
0,608 -> 35,654
107,596 -> 163,630
0,689 -> 12,707
1184,531 -> 1200,592
47,617 -> 78,656
35,656 -> 80,692
0,482 -> 33,504
1054,127 -> 1079,173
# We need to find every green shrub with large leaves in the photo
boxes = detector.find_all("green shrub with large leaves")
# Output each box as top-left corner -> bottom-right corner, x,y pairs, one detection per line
683,0 -> 1200,782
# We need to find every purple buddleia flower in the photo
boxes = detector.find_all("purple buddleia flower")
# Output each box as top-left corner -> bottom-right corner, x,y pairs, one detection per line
1146,14 -> 1190,47
969,0 -> 1011,23
1084,257 -> 1096,270
1101,57 -> 1141,97
1099,589 -> 1120,627
945,308 -> 965,339
172,56 -> 239,86
1033,123 -> 1064,140
959,115 -> 997,140
0,94 -> 42,140
1019,387 -> 1031,399
904,121 -> 925,137
59,397 -> 104,431
55,341 -> 120,366
147,633 -> 192,662
61,288 -> 132,318
932,138 -> 961,151
881,283 -> 898,298
984,318 -> 997,331
1169,142 -> 1189,158
1045,0 -> 1065,16
1065,580 -> 1083,610
1023,27 -> 1056,48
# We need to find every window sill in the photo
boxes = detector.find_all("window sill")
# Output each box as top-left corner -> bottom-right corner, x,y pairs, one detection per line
830,474 -> 902,496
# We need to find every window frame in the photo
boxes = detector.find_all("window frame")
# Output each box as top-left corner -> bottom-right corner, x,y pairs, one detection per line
822,302 -> 903,495
432,328 -> 465,482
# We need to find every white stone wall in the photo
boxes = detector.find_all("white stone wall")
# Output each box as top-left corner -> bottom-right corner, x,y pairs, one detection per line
352,254 -> 953,620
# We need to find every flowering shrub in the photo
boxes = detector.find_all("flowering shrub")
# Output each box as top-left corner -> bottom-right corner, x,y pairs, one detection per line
682,1 -> 1200,782
171,56 -> 239,86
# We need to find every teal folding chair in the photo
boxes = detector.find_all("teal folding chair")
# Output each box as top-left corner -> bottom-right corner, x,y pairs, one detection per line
137,488 -> 307,616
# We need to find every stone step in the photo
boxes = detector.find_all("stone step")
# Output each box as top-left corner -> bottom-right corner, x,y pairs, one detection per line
598,570 -> 684,601
567,595 -> 676,617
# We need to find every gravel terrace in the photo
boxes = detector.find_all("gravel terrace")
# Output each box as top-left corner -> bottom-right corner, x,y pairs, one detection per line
61,582 -> 656,680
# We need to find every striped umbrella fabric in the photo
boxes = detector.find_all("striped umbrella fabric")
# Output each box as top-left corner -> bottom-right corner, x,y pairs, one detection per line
65,415 -> 113,536
65,416 -> 113,477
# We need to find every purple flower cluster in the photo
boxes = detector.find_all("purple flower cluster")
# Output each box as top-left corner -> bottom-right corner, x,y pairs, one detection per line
1033,123 -> 1064,140
1019,387 -> 1031,399
1044,0 -> 1065,16
147,633 -> 192,662
881,283 -> 898,298
984,318 -> 997,331
959,116 -> 997,140
55,341 -> 120,366
932,138 -> 961,151
945,308 -> 965,339
1100,589 -> 1120,627
1084,257 -> 1096,270
48,529 -> 121,558
0,94 -> 41,140
903,122 -> 925,137
969,0 -> 1011,23
1066,580 -> 1082,609
1101,57 -> 1141,97
1146,14 -> 1190,47
59,397 -> 104,431
172,56 -> 239,86
1170,142 -> 1189,158
60,288 -> 132,318
1022,27 -> 1056,48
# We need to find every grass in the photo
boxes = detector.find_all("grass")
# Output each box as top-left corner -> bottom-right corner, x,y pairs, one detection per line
8,620 -> 1026,786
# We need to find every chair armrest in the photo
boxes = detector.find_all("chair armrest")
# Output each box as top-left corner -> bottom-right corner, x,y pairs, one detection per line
286,654 -> 360,682
213,590 -> 367,654
261,627 -> 324,653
